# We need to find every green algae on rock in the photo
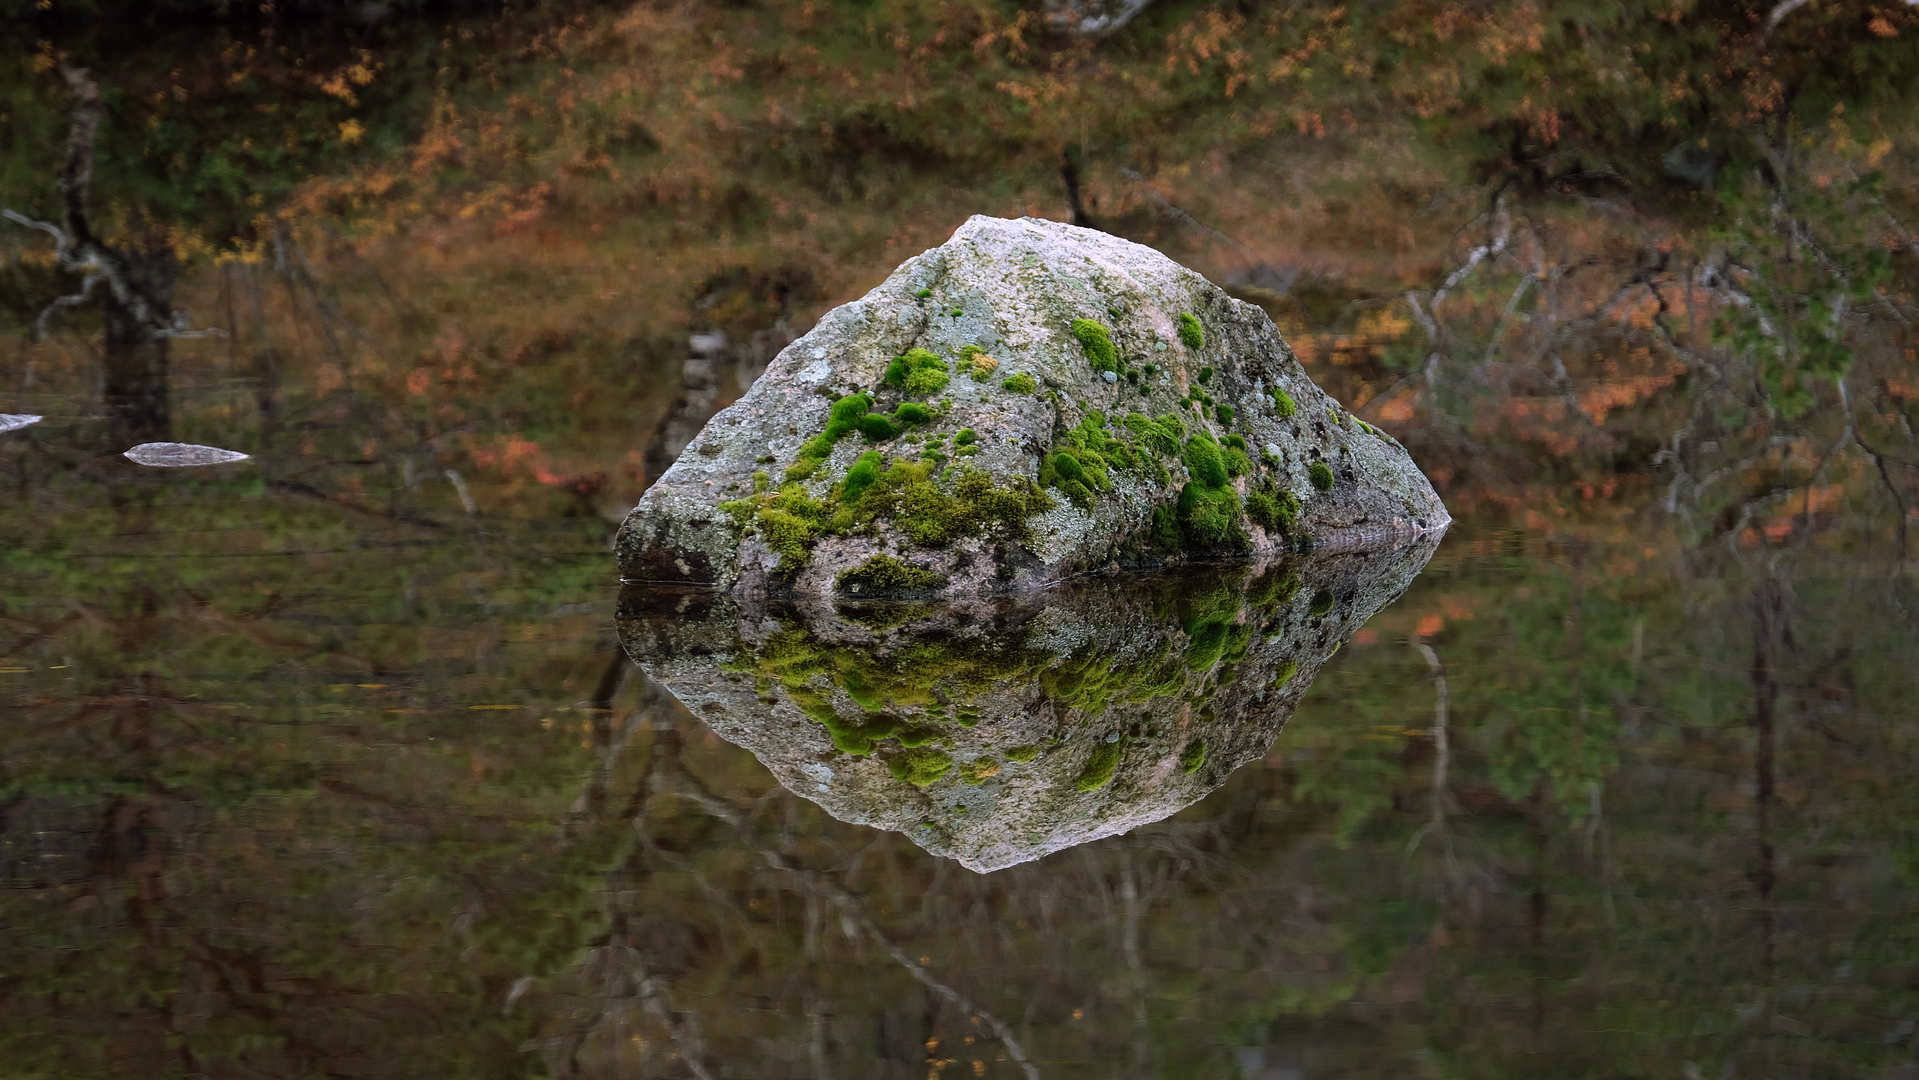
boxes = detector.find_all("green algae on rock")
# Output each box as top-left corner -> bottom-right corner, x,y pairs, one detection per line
617,534 -> 1442,872
616,216 -> 1447,598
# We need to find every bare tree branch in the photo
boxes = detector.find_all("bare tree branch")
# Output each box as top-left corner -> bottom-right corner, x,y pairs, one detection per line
1481,273 -> 1536,365
32,269 -> 102,341
1761,0 -> 1813,41
0,208 -> 69,259
2,66 -> 218,345
1048,0 -> 1159,37
1430,196 -> 1511,312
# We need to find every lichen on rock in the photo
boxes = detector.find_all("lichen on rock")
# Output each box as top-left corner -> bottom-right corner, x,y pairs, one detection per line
616,215 -> 1448,600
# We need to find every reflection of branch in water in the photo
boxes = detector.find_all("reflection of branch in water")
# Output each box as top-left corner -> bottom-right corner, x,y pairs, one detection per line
1838,378 -> 1911,561
562,651 -> 636,833
528,939 -> 718,1080
1429,194 -> 1512,315
1121,855 -> 1151,1073
647,731 -> 1045,1080
1405,642 -> 1457,881
1119,168 -> 1297,294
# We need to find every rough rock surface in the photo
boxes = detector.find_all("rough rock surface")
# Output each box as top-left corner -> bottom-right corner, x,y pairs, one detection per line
616,215 -> 1448,601
618,533 -> 1440,872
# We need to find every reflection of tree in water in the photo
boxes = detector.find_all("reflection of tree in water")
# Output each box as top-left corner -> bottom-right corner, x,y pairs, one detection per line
2,475 -> 1915,1077
4,67 -> 192,447
530,710 -> 1044,1080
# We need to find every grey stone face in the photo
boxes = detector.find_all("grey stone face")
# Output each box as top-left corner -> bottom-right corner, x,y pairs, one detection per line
616,216 -> 1449,602
618,532 -> 1441,873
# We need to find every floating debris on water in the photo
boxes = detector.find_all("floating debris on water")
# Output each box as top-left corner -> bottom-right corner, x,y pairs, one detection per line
123,442 -> 251,467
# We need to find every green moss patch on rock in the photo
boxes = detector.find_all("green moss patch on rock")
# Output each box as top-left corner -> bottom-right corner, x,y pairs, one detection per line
857,413 -> 900,441
1179,314 -> 1205,350
1178,482 -> 1248,549
1182,434 -> 1229,488
1271,658 -> 1299,688
839,462 -> 1055,547
1122,412 -> 1183,456
1246,481 -> 1301,534
1070,318 -> 1120,373
1179,739 -> 1206,774
884,347 -> 952,396
1169,431 -> 1252,551
1074,739 -> 1125,792
784,393 -> 874,481
1308,460 -> 1336,491
836,554 -> 948,598
889,748 -> 954,786
1040,412 -> 1148,510
959,758 -> 1001,784
841,451 -> 884,503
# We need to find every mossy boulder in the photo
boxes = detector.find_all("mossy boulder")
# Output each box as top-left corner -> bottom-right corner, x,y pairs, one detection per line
616,216 -> 1448,600
616,533 -> 1441,872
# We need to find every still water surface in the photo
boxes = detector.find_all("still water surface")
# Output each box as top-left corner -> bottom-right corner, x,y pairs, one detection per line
4,410 -> 1915,1078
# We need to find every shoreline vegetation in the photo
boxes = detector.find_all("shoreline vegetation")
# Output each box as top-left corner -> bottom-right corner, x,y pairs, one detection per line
1,0 -> 1914,552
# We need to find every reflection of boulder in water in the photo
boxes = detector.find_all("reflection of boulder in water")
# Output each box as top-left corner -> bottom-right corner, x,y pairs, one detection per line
619,533 -> 1440,872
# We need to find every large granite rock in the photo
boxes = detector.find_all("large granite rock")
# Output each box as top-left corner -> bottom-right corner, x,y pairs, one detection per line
618,533 -> 1441,872
616,215 -> 1447,600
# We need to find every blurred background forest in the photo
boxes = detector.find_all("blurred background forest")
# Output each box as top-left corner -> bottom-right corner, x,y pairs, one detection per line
3,0 -> 1918,1077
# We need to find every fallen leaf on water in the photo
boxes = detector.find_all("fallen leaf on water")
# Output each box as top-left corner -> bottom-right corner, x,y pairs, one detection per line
1,414 -> 44,434
124,442 -> 251,467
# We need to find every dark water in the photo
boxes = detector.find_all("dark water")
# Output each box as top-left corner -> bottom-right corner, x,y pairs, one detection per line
4,403 -> 1916,1078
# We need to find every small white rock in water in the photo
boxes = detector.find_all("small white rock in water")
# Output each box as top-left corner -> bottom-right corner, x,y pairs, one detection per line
124,442 -> 251,467
0,414 -> 43,434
